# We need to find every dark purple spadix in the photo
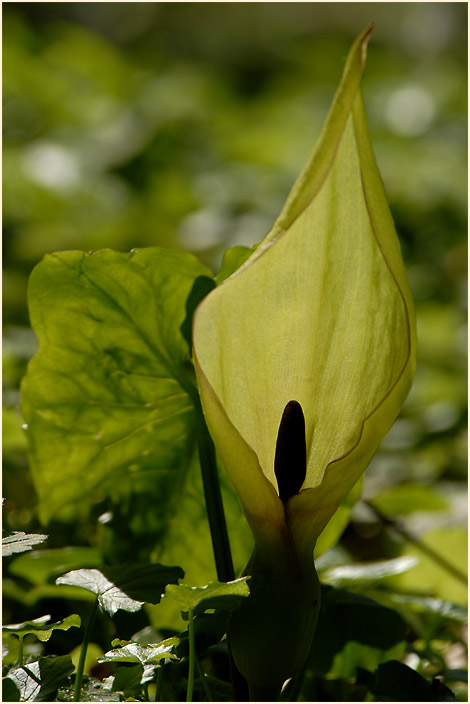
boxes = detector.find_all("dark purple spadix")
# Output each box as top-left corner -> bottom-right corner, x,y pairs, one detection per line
274,400 -> 307,504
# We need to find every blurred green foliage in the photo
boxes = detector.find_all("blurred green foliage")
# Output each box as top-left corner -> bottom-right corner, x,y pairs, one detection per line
2,3 -> 467,700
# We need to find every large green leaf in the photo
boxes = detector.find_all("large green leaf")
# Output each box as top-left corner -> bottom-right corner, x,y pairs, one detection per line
308,586 -> 406,679
164,577 -> 250,617
21,247 -> 212,522
193,26 -> 416,556
56,569 -> 144,615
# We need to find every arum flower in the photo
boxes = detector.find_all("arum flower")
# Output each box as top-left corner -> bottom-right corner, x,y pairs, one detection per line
193,26 -> 416,698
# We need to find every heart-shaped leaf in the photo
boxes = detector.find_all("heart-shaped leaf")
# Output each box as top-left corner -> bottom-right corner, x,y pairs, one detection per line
100,637 -> 179,665
56,563 -> 183,616
56,569 -> 143,615
4,655 -> 74,702
21,248 -> 212,523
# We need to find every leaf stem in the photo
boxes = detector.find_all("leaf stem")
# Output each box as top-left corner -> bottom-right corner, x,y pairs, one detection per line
194,395 -> 235,583
186,608 -> 196,703
366,501 -> 468,585
155,666 -> 163,702
74,597 -> 99,702
17,635 -> 24,667
193,394 -> 247,699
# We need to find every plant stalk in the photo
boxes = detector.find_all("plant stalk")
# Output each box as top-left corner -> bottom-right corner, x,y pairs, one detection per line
74,597 -> 99,701
155,666 -> 163,702
186,608 -> 196,702
194,395 -> 235,583
193,393 -> 247,700
17,635 -> 24,668
367,501 -> 468,585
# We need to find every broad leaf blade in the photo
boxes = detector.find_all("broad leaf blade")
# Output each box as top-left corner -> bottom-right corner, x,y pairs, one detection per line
308,586 -> 406,678
21,247 -> 212,523
56,563 -> 183,616
56,569 -> 143,616
164,577 -> 250,616
5,655 -> 74,702
99,638 -> 179,664
100,562 -> 184,604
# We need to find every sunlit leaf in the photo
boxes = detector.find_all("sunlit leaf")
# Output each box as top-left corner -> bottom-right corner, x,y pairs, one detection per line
164,577 -> 250,616
2,531 -> 48,557
5,655 -> 74,702
389,594 -> 467,623
2,614 -> 81,642
21,248 -> 212,523
56,563 -> 183,616
320,555 -> 419,587
99,637 -> 179,664
56,569 -> 143,616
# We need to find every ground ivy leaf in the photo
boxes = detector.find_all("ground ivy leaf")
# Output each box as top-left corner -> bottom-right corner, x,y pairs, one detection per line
2,614 -> 81,642
56,563 -> 183,616
2,531 -> 48,557
21,248 -> 212,523
5,655 -> 74,701
100,637 -> 179,665
164,577 -> 250,617
56,569 -> 144,616
100,563 -> 184,604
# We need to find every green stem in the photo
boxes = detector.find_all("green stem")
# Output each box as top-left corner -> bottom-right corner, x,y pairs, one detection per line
17,635 -> 24,667
74,597 -> 99,702
155,666 -> 163,702
367,501 -> 468,585
195,652 -> 213,701
194,395 -> 235,583
186,608 -> 196,703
